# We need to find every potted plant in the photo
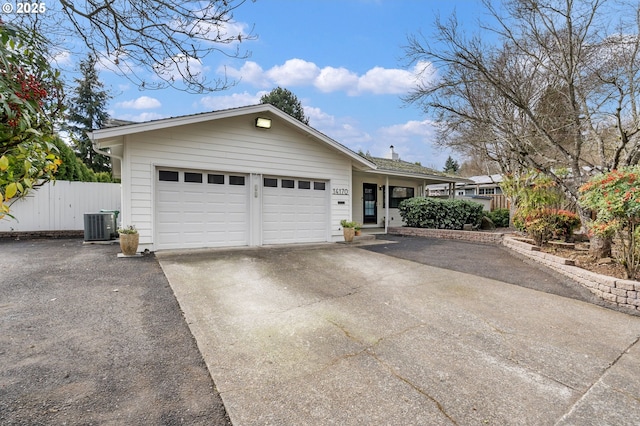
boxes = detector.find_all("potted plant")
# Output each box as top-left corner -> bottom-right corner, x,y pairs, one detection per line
340,219 -> 357,242
118,225 -> 139,256
354,223 -> 362,236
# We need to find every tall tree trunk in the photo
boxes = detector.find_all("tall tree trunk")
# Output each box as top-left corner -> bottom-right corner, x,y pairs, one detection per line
577,205 -> 612,258
589,234 -> 612,259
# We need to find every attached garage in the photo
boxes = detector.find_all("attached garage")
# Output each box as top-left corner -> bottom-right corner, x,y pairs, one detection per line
155,168 -> 249,250
89,104 -> 373,252
262,176 -> 329,245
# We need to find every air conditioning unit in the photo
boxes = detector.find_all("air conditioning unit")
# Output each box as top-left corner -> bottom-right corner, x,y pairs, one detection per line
84,213 -> 116,241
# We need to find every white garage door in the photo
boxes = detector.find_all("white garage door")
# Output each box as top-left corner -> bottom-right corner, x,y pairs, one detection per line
262,176 -> 328,245
156,169 -> 249,249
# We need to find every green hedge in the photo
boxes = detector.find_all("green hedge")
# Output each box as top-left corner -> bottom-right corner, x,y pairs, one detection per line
398,197 -> 484,230
485,208 -> 510,228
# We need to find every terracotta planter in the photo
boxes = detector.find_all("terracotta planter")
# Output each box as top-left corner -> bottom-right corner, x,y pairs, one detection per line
119,233 -> 139,256
355,229 -> 362,236
343,228 -> 355,242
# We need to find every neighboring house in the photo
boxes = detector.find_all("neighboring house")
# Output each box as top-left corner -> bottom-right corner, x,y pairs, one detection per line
89,104 -> 469,252
428,174 -> 504,197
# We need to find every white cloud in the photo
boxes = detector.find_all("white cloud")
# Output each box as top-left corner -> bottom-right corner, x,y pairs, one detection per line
199,91 -> 264,110
50,49 -> 72,67
95,50 -> 139,76
224,58 -> 436,97
374,119 -> 449,168
357,67 -> 416,95
177,15 -> 252,47
266,58 -> 320,86
223,61 -> 269,86
305,106 -> 373,151
113,111 -> 166,123
116,96 -> 162,110
315,67 -> 359,93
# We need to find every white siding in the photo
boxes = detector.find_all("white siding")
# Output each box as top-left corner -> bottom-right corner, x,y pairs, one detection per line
352,173 -> 426,227
0,181 -> 121,232
121,115 -> 353,250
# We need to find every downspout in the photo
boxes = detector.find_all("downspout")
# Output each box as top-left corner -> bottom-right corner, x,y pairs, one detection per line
91,134 -> 122,165
91,134 -> 124,227
384,175 -> 389,234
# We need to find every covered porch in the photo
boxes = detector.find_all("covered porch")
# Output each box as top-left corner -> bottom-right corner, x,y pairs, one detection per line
351,158 -> 471,234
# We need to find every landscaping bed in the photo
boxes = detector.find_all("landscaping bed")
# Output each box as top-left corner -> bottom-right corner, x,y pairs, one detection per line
540,242 -> 629,280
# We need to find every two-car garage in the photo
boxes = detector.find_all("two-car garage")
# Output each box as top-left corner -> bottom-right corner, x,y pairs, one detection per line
89,104 -> 371,252
156,168 -> 329,250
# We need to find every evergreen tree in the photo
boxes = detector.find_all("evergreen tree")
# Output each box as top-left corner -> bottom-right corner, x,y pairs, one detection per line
443,156 -> 460,174
260,87 -> 309,124
50,138 -> 111,182
66,55 -> 111,173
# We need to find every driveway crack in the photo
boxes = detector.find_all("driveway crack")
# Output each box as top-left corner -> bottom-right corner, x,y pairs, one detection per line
369,350 -> 458,425
325,318 -> 457,424
554,334 -> 640,425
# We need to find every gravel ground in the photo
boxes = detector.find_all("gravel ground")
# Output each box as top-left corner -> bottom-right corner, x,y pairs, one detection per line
0,238 -> 230,426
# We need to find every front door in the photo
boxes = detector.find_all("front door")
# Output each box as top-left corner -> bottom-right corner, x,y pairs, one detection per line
363,183 -> 377,224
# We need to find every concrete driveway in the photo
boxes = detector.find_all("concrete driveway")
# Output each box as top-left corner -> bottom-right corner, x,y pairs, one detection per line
157,243 -> 640,425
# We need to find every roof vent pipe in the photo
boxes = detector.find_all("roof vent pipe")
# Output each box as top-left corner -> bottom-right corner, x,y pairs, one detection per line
389,145 -> 399,161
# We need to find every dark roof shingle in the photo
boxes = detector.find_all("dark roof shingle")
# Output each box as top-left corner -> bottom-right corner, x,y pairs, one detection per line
365,155 -> 452,178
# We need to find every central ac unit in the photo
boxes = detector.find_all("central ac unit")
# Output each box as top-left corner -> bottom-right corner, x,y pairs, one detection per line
84,213 -> 116,241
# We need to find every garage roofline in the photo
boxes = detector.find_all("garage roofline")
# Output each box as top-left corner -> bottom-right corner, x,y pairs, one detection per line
89,104 -> 376,170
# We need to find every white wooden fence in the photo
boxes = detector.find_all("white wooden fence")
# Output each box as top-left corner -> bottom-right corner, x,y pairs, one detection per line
0,181 -> 121,233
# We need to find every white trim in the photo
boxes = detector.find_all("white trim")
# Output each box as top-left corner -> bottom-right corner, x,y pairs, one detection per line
384,176 -> 389,233
363,168 -> 471,184
90,104 -> 376,170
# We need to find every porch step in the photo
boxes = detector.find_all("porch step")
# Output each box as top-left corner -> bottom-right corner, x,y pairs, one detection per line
354,234 -> 376,241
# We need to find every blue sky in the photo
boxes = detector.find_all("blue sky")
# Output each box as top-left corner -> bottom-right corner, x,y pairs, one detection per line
91,0 -> 486,169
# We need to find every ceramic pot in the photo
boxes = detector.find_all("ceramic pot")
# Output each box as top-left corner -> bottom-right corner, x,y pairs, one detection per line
119,233 -> 139,256
343,228 -> 355,242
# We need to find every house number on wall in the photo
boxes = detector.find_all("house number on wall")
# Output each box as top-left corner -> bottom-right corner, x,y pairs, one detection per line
332,188 -> 349,195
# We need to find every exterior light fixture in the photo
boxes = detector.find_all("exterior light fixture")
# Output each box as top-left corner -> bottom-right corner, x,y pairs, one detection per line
255,117 -> 272,129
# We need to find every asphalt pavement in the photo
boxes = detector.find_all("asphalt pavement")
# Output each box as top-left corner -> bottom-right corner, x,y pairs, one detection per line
0,238 -> 230,425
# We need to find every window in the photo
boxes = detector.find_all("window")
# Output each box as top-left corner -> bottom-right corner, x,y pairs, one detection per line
184,172 -> 203,183
208,174 -> 224,184
264,178 -> 278,187
390,186 -> 414,208
229,175 -> 245,186
314,182 -> 326,190
298,180 -> 311,189
282,179 -> 295,188
159,170 -> 179,182
479,188 -> 495,195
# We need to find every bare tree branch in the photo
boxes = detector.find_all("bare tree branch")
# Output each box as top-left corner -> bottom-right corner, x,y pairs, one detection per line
12,0 -> 257,93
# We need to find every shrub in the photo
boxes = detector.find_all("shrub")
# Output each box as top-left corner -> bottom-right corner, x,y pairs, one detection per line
579,167 -> 640,279
485,208 -> 510,228
398,197 -> 484,230
550,209 -> 581,240
515,208 -> 581,245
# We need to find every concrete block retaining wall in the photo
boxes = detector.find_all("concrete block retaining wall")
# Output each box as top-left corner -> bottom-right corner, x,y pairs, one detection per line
388,226 -> 640,313
503,236 -> 640,313
388,227 -> 505,244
